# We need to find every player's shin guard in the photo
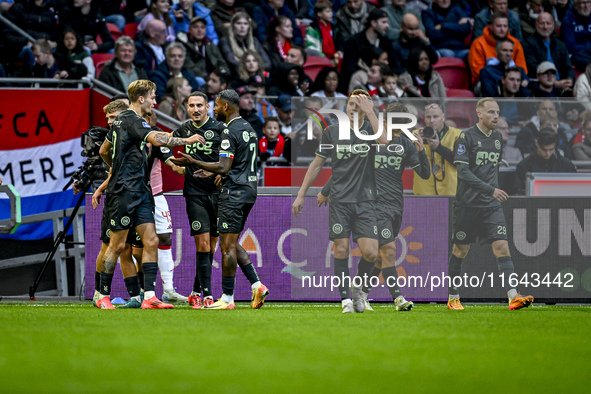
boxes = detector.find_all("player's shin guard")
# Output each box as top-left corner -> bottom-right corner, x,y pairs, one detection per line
356,258 -> 374,293
157,246 -> 174,292
137,271 -> 145,290
197,252 -> 212,297
448,254 -> 463,297
124,275 -> 141,298
222,275 -> 235,302
142,262 -> 158,293
381,266 -> 402,300
365,265 -> 382,293
497,256 -> 516,293
193,253 -> 202,294
334,258 -> 350,300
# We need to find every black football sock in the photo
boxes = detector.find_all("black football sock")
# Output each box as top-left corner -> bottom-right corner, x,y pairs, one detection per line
123,275 -> 141,298
448,254 -> 463,296
94,271 -> 101,292
197,251 -> 212,297
334,257 -> 350,300
99,272 -> 114,296
241,263 -> 260,286
142,262 -> 158,293
222,275 -> 235,296
137,271 -> 145,290
364,265 -> 382,294
497,256 -> 516,293
381,266 -> 402,300
356,257 -> 375,293
193,252 -> 202,294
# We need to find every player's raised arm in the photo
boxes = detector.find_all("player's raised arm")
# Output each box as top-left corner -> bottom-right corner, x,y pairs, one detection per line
355,95 -> 387,145
147,131 -> 205,147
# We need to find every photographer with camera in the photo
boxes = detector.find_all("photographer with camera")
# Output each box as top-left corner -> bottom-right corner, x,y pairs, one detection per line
413,103 -> 463,196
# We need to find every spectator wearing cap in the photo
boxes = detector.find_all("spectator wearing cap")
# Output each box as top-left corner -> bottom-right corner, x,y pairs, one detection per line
529,61 -> 569,98
248,75 -> 279,124
150,42 -> 200,100
237,86 -> 264,139
99,36 -> 149,93
391,13 -> 438,75
421,0 -> 472,59
205,68 -> 230,118
473,0 -> 523,42
383,0 -> 425,41
336,0 -> 376,45
341,8 -> 396,88
561,0 -> 591,72
177,17 -> 229,85
479,38 -> 529,98
274,94 -> 293,136
170,0 -> 219,44
514,130 -> 577,195
252,0 -> 303,46
523,12 -> 575,89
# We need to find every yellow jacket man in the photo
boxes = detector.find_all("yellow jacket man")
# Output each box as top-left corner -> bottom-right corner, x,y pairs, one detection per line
413,104 -> 462,195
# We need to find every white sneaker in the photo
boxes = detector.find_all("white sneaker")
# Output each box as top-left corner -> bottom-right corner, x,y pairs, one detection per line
350,284 -> 365,313
364,297 -> 374,311
394,295 -> 413,311
342,299 -> 354,313
162,290 -> 189,303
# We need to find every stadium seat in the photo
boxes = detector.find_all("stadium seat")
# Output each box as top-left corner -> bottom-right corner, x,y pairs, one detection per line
303,56 -> 333,81
433,57 -> 470,90
446,88 -> 475,98
124,23 -> 139,39
445,100 -> 478,128
91,53 -> 114,78
107,23 -> 123,41
299,24 -> 309,42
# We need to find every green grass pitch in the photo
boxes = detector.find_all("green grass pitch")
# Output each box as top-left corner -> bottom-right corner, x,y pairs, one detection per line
1,301 -> 590,393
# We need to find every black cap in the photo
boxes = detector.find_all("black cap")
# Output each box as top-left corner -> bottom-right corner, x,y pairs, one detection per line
247,75 -> 264,86
235,86 -> 257,96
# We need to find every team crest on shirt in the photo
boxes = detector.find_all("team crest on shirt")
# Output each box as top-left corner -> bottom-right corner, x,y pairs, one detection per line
495,140 -> 501,150
478,141 -> 482,147
204,130 -> 215,140
242,131 -> 250,142
457,144 -> 466,155
332,223 -> 343,234
142,121 -> 150,128
359,129 -> 368,136
221,140 -> 230,150
392,144 -> 404,155
121,216 -> 130,226
192,221 -> 202,231
223,129 -> 229,134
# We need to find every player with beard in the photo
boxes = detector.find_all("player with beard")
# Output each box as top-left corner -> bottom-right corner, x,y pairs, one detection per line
96,80 -> 204,310
292,90 -> 385,313
318,102 -> 430,311
171,91 -> 226,309
447,98 -> 534,311
172,89 -> 268,310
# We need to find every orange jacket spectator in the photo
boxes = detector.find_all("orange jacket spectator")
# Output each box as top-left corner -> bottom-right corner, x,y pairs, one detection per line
468,25 -> 527,85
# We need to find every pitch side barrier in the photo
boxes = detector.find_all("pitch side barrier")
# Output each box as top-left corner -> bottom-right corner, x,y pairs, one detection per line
84,193 -> 591,303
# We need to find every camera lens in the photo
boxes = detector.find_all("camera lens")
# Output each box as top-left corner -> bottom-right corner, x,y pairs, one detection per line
423,126 -> 436,139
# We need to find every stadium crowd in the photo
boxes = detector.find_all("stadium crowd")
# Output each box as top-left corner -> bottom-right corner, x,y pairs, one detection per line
1,0 -> 591,184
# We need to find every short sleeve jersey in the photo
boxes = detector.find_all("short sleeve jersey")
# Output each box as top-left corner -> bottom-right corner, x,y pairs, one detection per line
315,121 -> 376,203
219,116 -> 258,203
453,125 -> 503,208
375,135 -> 422,214
105,109 -> 155,194
172,117 -> 224,196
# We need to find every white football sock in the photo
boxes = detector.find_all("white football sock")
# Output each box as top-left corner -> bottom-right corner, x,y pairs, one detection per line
144,291 -> 155,300
221,293 -> 234,303
158,247 -> 174,291
507,289 -> 518,302
449,294 -> 460,301
251,281 -> 262,291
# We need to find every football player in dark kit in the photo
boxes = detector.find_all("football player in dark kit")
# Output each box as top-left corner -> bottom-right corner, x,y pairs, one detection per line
448,97 -> 534,311
96,79 -> 205,310
318,102 -> 430,312
171,91 -> 226,309
172,89 -> 269,310
292,90 -> 385,314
